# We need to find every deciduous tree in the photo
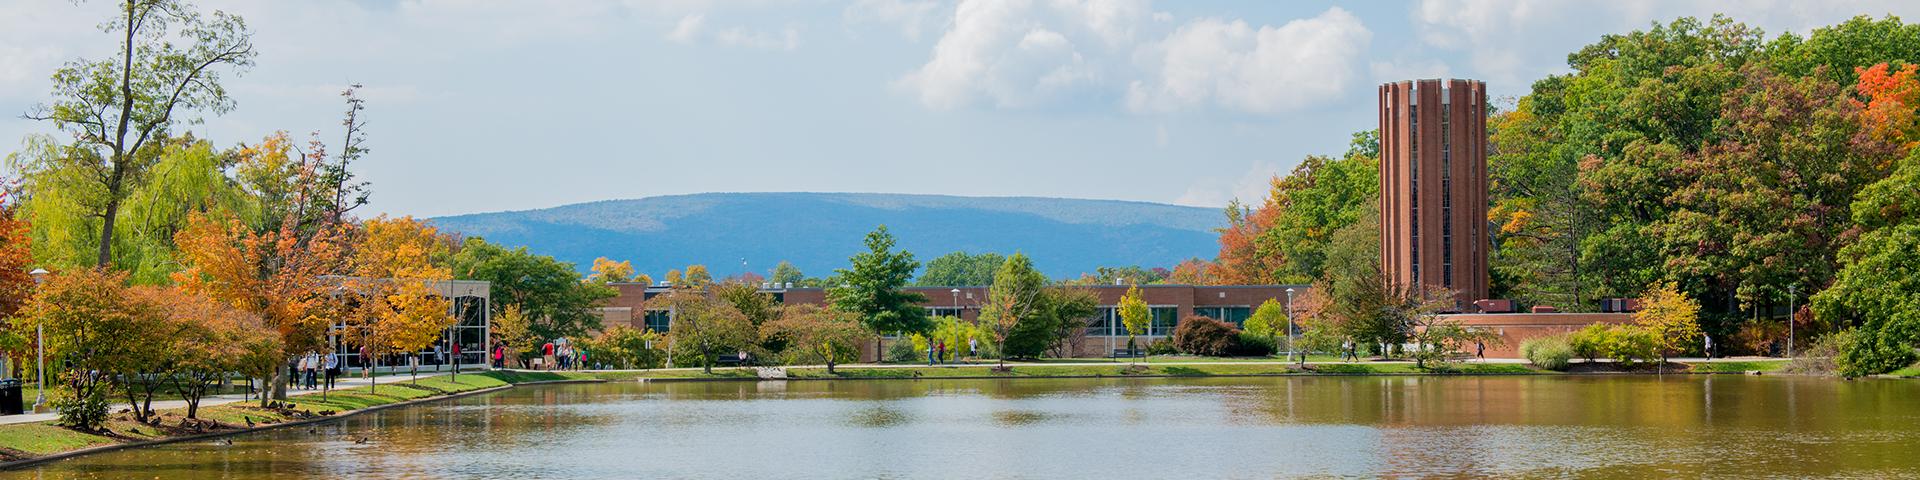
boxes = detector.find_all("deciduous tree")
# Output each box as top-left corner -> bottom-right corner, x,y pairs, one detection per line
829,225 -> 929,357
763,304 -> 866,373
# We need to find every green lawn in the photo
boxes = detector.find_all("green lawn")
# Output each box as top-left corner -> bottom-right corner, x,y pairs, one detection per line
1891,362 -> 1920,378
1684,360 -> 1791,373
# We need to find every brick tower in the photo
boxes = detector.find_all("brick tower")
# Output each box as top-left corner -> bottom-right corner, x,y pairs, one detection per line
1378,78 -> 1488,306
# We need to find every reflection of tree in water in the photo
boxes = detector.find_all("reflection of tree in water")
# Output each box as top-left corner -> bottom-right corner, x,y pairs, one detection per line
847,405 -> 909,428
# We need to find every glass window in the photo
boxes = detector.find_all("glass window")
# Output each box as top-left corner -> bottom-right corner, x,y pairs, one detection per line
644,310 -> 671,333
1150,307 -> 1178,336
1087,307 -> 1115,336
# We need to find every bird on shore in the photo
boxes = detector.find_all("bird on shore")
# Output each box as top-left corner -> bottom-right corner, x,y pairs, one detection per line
244,416 -> 254,428
218,438 -> 233,446
352,436 -> 370,444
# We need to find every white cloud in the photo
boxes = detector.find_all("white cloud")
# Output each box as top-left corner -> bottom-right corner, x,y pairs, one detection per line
667,14 -> 706,43
1370,58 -> 1452,83
843,0 -> 944,41
896,0 -> 1137,110
899,0 -> 1370,115
716,25 -> 802,51
1126,8 -> 1371,115
1174,160 -> 1278,208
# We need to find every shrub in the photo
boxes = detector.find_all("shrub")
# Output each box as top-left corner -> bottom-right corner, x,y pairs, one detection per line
1785,330 -> 1848,376
1520,335 -> 1574,371
1172,316 -> 1237,356
1228,332 -> 1276,357
1836,326 -> 1918,377
1146,338 -> 1178,356
1608,326 -> 1660,366
1568,323 -> 1608,361
1731,319 -> 1788,356
55,390 -> 109,431
885,337 -> 922,363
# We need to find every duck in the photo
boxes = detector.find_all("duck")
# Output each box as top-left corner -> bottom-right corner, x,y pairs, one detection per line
353,436 -> 370,444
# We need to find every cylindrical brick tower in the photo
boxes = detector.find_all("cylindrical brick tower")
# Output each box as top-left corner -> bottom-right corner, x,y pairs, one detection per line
1378,78 -> 1488,307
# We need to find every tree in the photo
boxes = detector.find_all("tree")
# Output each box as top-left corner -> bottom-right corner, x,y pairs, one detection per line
660,288 -> 757,374
144,286 -> 264,419
1814,149 -> 1920,376
714,282 -> 780,327
1403,286 -> 1484,369
769,261 -> 805,285
763,304 -> 866,373
684,264 -> 713,287
1212,130 -> 1380,285
1118,284 -> 1149,361
174,210 -> 350,404
348,216 -> 455,386
829,225 -> 929,357
1635,280 -> 1703,365
978,253 -> 1045,364
579,325 -> 663,369
916,251 -> 1004,286
1040,287 -> 1099,358
1244,298 -> 1285,346
0,205 -> 35,364
490,304 -> 535,368
20,268 -> 161,430
24,0 -> 256,267
589,257 -> 635,283
448,237 -> 615,341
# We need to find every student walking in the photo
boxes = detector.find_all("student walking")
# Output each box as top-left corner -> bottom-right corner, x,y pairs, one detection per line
1476,341 -> 1486,360
302,351 -> 320,390
936,341 -> 946,364
323,350 -> 340,390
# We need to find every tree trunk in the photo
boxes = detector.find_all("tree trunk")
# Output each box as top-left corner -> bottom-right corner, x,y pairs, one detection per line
96,200 -> 120,267
271,362 -> 289,401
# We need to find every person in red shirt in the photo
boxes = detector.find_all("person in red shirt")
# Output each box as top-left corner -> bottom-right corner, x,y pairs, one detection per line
542,342 -> 556,370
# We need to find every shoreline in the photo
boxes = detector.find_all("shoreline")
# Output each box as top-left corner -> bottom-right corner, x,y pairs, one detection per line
0,372 -> 605,470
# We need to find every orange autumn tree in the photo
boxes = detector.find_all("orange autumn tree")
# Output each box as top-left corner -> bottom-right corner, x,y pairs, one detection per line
174,211 -> 350,405
138,286 -> 274,419
347,216 -> 454,387
1212,197 -> 1284,285
1855,63 -> 1920,150
0,202 -> 35,361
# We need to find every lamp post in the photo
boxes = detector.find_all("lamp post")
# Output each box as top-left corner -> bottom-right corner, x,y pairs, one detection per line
1787,285 -> 1797,358
29,268 -> 48,413
950,288 -> 960,317
1285,287 -> 1297,365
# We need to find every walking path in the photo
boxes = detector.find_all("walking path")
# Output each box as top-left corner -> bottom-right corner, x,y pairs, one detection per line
0,366 -> 482,426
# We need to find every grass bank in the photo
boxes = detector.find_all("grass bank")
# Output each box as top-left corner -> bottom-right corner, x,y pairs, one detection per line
0,371 -> 550,465
568,358 -> 1798,381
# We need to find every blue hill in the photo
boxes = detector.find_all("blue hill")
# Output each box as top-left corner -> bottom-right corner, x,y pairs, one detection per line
427,192 -> 1223,279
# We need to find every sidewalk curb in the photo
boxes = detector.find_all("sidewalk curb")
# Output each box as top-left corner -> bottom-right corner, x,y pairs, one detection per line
0,382 -> 516,471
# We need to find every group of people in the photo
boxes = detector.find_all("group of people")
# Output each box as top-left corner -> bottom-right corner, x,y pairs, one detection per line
294,351 -> 341,390
926,338 -> 979,365
542,339 -> 587,370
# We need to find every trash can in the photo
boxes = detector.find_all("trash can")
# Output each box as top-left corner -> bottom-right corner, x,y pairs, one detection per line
0,379 -> 22,415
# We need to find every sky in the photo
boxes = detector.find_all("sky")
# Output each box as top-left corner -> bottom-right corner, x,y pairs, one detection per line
4,0 -> 1919,218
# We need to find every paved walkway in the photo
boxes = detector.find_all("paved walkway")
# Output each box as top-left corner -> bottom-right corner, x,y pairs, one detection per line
0,366 -> 483,426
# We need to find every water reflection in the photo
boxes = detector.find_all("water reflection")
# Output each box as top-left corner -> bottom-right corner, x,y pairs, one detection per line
6,375 -> 1918,478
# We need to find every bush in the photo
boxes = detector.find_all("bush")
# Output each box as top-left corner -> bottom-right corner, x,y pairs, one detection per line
55,390 -> 109,431
1172,316 -> 1237,356
885,337 -> 922,363
1568,323 -> 1608,361
1228,332 -> 1276,357
1609,326 -> 1660,366
1837,326 -> 1918,377
1785,330 -> 1848,376
1731,319 -> 1788,356
1520,335 -> 1574,371
1146,338 -> 1177,356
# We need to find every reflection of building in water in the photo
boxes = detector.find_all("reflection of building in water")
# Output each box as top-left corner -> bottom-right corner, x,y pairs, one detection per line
320,277 -> 490,368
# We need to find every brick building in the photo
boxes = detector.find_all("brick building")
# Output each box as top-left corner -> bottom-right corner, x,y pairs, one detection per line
1379,78 -> 1490,306
598,283 -> 1306,359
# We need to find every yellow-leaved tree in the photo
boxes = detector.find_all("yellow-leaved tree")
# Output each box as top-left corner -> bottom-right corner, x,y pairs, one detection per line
1118,284 -> 1150,364
1635,280 -> 1703,367
491,304 -> 535,368
589,257 -> 635,283
348,216 -> 454,388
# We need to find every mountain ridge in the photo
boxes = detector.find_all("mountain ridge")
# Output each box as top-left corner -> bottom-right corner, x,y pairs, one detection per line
428,192 -> 1225,279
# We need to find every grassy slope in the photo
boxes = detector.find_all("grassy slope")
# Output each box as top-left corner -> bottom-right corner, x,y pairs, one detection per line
0,372 -> 518,463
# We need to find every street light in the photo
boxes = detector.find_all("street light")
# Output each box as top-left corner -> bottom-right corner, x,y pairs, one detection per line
29,268 -> 47,414
1285,287 -> 1297,365
1787,285 -> 1797,358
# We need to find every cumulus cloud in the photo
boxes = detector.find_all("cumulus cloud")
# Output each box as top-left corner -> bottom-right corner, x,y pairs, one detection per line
897,2 -> 1371,115
1126,8 -> 1371,115
716,25 -> 802,51
896,0 -> 1147,110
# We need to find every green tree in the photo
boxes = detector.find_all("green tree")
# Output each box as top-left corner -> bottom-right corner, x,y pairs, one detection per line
768,260 -> 805,285
829,225 -> 930,357
448,237 -> 615,340
24,0 -> 256,268
661,288 -> 758,374
714,281 -> 779,327
1814,150 -> 1920,376
1118,284 -> 1150,360
1244,298 -> 1285,345
916,251 -> 1005,286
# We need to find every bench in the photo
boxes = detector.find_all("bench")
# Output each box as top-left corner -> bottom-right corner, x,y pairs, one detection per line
715,354 -> 746,366
1111,349 -> 1144,359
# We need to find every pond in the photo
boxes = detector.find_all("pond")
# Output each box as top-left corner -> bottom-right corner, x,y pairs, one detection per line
6,375 -> 1918,478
